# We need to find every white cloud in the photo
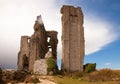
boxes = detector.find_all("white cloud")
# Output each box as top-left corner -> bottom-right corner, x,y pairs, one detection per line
0,0 -> 119,68
0,0 -> 62,68
84,15 -> 118,55
104,62 -> 111,66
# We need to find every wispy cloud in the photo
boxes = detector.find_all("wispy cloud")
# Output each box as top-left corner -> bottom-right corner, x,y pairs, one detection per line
104,62 -> 111,66
84,15 -> 118,55
0,0 -> 62,67
0,0 -> 119,68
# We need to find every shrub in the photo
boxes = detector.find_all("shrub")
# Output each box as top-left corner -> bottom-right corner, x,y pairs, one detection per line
84,63 -> 96,73
13,70 -> 27,82
47,57 -> 56,73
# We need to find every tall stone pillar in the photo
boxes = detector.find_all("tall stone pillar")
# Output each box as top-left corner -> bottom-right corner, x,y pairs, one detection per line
61,5 -> 85,72
18,36 -> 30,70
29,15 -> 48,71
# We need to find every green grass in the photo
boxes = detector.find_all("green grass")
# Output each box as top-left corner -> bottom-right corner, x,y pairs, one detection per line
53,76 -> 120,84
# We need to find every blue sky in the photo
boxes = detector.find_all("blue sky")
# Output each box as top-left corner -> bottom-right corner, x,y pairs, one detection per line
68,0 -> 120,69
0,0 -> 120,70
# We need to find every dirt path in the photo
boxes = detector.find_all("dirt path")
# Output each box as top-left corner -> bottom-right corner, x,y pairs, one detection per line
38,76 -> 57,84
39,79 -> 57,84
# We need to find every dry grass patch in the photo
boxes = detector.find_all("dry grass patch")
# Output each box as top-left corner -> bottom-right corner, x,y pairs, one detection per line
53,69 -> 120,84
83,69 -> 120,81
53,75 -> 120,84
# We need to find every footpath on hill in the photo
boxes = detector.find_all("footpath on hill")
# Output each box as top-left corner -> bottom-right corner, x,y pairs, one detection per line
39,79 -> 56,84
38,76 -> 57,84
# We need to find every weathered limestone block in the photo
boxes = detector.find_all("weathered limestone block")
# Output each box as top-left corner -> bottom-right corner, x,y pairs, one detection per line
61,5 -> 85,72
34,60 -> 47,75
33,51 -> 57,75
18,36 -> 30,70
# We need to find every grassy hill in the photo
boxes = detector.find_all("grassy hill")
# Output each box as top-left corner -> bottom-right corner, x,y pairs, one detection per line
53,69 -> 120,84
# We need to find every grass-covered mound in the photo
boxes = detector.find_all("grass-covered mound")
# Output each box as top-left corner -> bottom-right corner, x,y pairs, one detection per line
53,68 -> 120,84
83,68 -> 120,81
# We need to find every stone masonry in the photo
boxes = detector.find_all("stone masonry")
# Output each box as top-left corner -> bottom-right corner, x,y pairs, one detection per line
46,31 -> 58,60
17,15 -> 58,73
18,5 -> 85,74
18,36 -> 30,70
34,60 -> 47,75
29,15 -> 48,71
61,5 -> 85,72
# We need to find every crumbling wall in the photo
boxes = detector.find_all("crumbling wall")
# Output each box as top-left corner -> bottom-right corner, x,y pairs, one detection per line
46,31 -> 58,60
29,15 -> 48,71
18,36 -> 30,70
17,15 -> 58,74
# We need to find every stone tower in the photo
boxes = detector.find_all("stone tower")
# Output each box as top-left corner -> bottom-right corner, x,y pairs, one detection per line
61,5 -> 85,72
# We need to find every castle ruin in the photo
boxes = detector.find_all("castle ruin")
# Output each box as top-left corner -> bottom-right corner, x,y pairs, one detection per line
61,5 -> 85,72
17,5 -> 85,74
17,15 -> 58,74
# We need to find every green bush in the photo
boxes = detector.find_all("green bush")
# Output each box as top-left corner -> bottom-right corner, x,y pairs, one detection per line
84,63 -> 96,73
47,57 -> 56,73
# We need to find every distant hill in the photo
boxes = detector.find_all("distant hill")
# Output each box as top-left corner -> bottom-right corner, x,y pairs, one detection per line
0,64 -> 17,70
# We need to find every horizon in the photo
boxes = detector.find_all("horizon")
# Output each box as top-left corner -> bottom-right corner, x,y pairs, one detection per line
0,0 -> 120,70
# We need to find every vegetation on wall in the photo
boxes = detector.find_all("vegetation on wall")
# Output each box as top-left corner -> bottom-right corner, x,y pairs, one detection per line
47,57 -> 56,73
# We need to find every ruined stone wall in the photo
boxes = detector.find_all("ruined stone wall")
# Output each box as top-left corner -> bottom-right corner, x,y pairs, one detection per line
61,5 -> 85,72
46,31 -> 58,60
29,16 -> 48,71
18,36 -> 30,70
17,15 -> 58,74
